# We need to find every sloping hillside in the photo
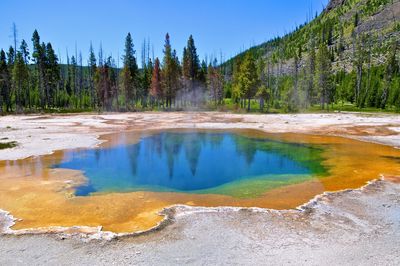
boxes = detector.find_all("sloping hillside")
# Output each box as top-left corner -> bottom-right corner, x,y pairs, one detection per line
226,0 -> 399,75
223,0 -> 400,111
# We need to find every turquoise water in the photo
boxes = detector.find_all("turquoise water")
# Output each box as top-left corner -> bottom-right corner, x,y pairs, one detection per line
53,131 -> 326,196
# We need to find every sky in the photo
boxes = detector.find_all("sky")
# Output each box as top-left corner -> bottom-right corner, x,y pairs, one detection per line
0,0 -> 328,66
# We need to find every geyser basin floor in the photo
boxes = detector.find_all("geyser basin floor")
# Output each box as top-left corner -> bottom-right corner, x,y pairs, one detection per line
1,129 -> 400,233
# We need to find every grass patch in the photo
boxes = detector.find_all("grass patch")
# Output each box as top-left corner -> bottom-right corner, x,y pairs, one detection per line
0,141 -> 17,150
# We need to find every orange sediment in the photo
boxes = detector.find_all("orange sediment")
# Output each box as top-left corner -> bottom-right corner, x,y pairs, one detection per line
0,130 -> 400,233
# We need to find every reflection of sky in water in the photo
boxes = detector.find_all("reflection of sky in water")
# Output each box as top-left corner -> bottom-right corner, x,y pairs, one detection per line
54,132 -> 319,196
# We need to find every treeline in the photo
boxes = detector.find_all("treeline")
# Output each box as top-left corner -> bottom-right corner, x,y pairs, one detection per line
225,0 -> 400,112
1,0 -> 399,114
0,30 -> 224,113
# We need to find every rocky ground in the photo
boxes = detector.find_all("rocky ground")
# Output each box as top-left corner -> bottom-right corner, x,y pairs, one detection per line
0,111 -> 400,265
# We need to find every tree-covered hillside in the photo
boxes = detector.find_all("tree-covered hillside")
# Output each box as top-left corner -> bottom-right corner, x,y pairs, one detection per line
224,0 -> 400,112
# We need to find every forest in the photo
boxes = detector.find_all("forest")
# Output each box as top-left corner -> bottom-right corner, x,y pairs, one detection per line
0,0 -> 399,114
0,30 -> 224,113
224,0 -> 400,112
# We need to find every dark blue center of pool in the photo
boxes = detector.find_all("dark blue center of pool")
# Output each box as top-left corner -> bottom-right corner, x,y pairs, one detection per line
54,132 -> 324,196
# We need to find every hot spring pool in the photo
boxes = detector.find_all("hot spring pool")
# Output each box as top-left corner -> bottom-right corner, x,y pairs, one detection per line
53,131 -> 327,197
2,129 -> 400,233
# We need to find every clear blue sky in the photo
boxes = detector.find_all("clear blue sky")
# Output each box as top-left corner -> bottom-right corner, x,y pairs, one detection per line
1,0 -> 328,66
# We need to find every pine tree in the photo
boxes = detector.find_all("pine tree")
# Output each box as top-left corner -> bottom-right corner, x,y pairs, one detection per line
232,57 -> 244,106
288,46 -> 301,111
146,58 -> 153,102
70,55 -> 77,107
381,41 -> 398,109
20,41 -> 31,108
96,57 -> 115,111
150,57 -> 162,106
171,49 -> 181,107
7,46 -> 15,66
122,32 -> 138,109
316,43 -> 332,110
199,60 -> 207,83
162,33 -> 174,108
256,57 -> 269,111
31,30 -> 46,109
306,35 -> 316,106
20,40 -> 29,64
0,50 -> 12,112
186,35 -> 200,81
107,56 -> 118,111
12,51 -> 29,112
88,42 -> 97,108
45,43 -> 59,107
182,35 -> 201,106
140,40 -> 152,108
65,52 -> 72,97
237,53 -> 258,111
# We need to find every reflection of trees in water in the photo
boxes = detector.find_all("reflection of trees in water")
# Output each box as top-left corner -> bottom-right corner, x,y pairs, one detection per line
233,135 -> 325,174
150,133 -> 163,158
124,132 -> 220,179
120,132 -> 325,181
208,133 -> 224,148
8,156 -> 47,178
127,142 -> 141,176
162,133 -> 183,178
183,133 -> 205,176
233,135 -> 258,165
5,150 -> 70,180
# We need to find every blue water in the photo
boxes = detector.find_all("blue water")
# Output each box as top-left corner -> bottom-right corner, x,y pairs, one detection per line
53,132 -> 316,196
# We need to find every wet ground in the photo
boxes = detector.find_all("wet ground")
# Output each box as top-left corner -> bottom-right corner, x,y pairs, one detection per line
0,178 -> 399,265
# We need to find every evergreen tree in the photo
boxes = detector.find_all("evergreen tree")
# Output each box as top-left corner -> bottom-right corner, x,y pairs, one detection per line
31,30 -> 46,109
88,42 -> 97,107
237,53 -> 258,111
122,32 -> 138,109
199,60 -> 207,83
20,41 -> 31,108
96,57 -> 115,111
185,35 -> 200,81
381,41 -> 398,109
162,33 -> 174,108
150,57 -> 162,106
20,40 -> 29,64
182,35 -> 201,106
70,55 -> 77,106
306,35 -> 316,106
12,51 -> 29,112
316,43 -> 332,110
107,57 -> 118,111
7,46 -> 15,66
65,52 -> 72,97
171,49 -> 181,107
0,50 -> 11,112
45,43 -> 59,107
